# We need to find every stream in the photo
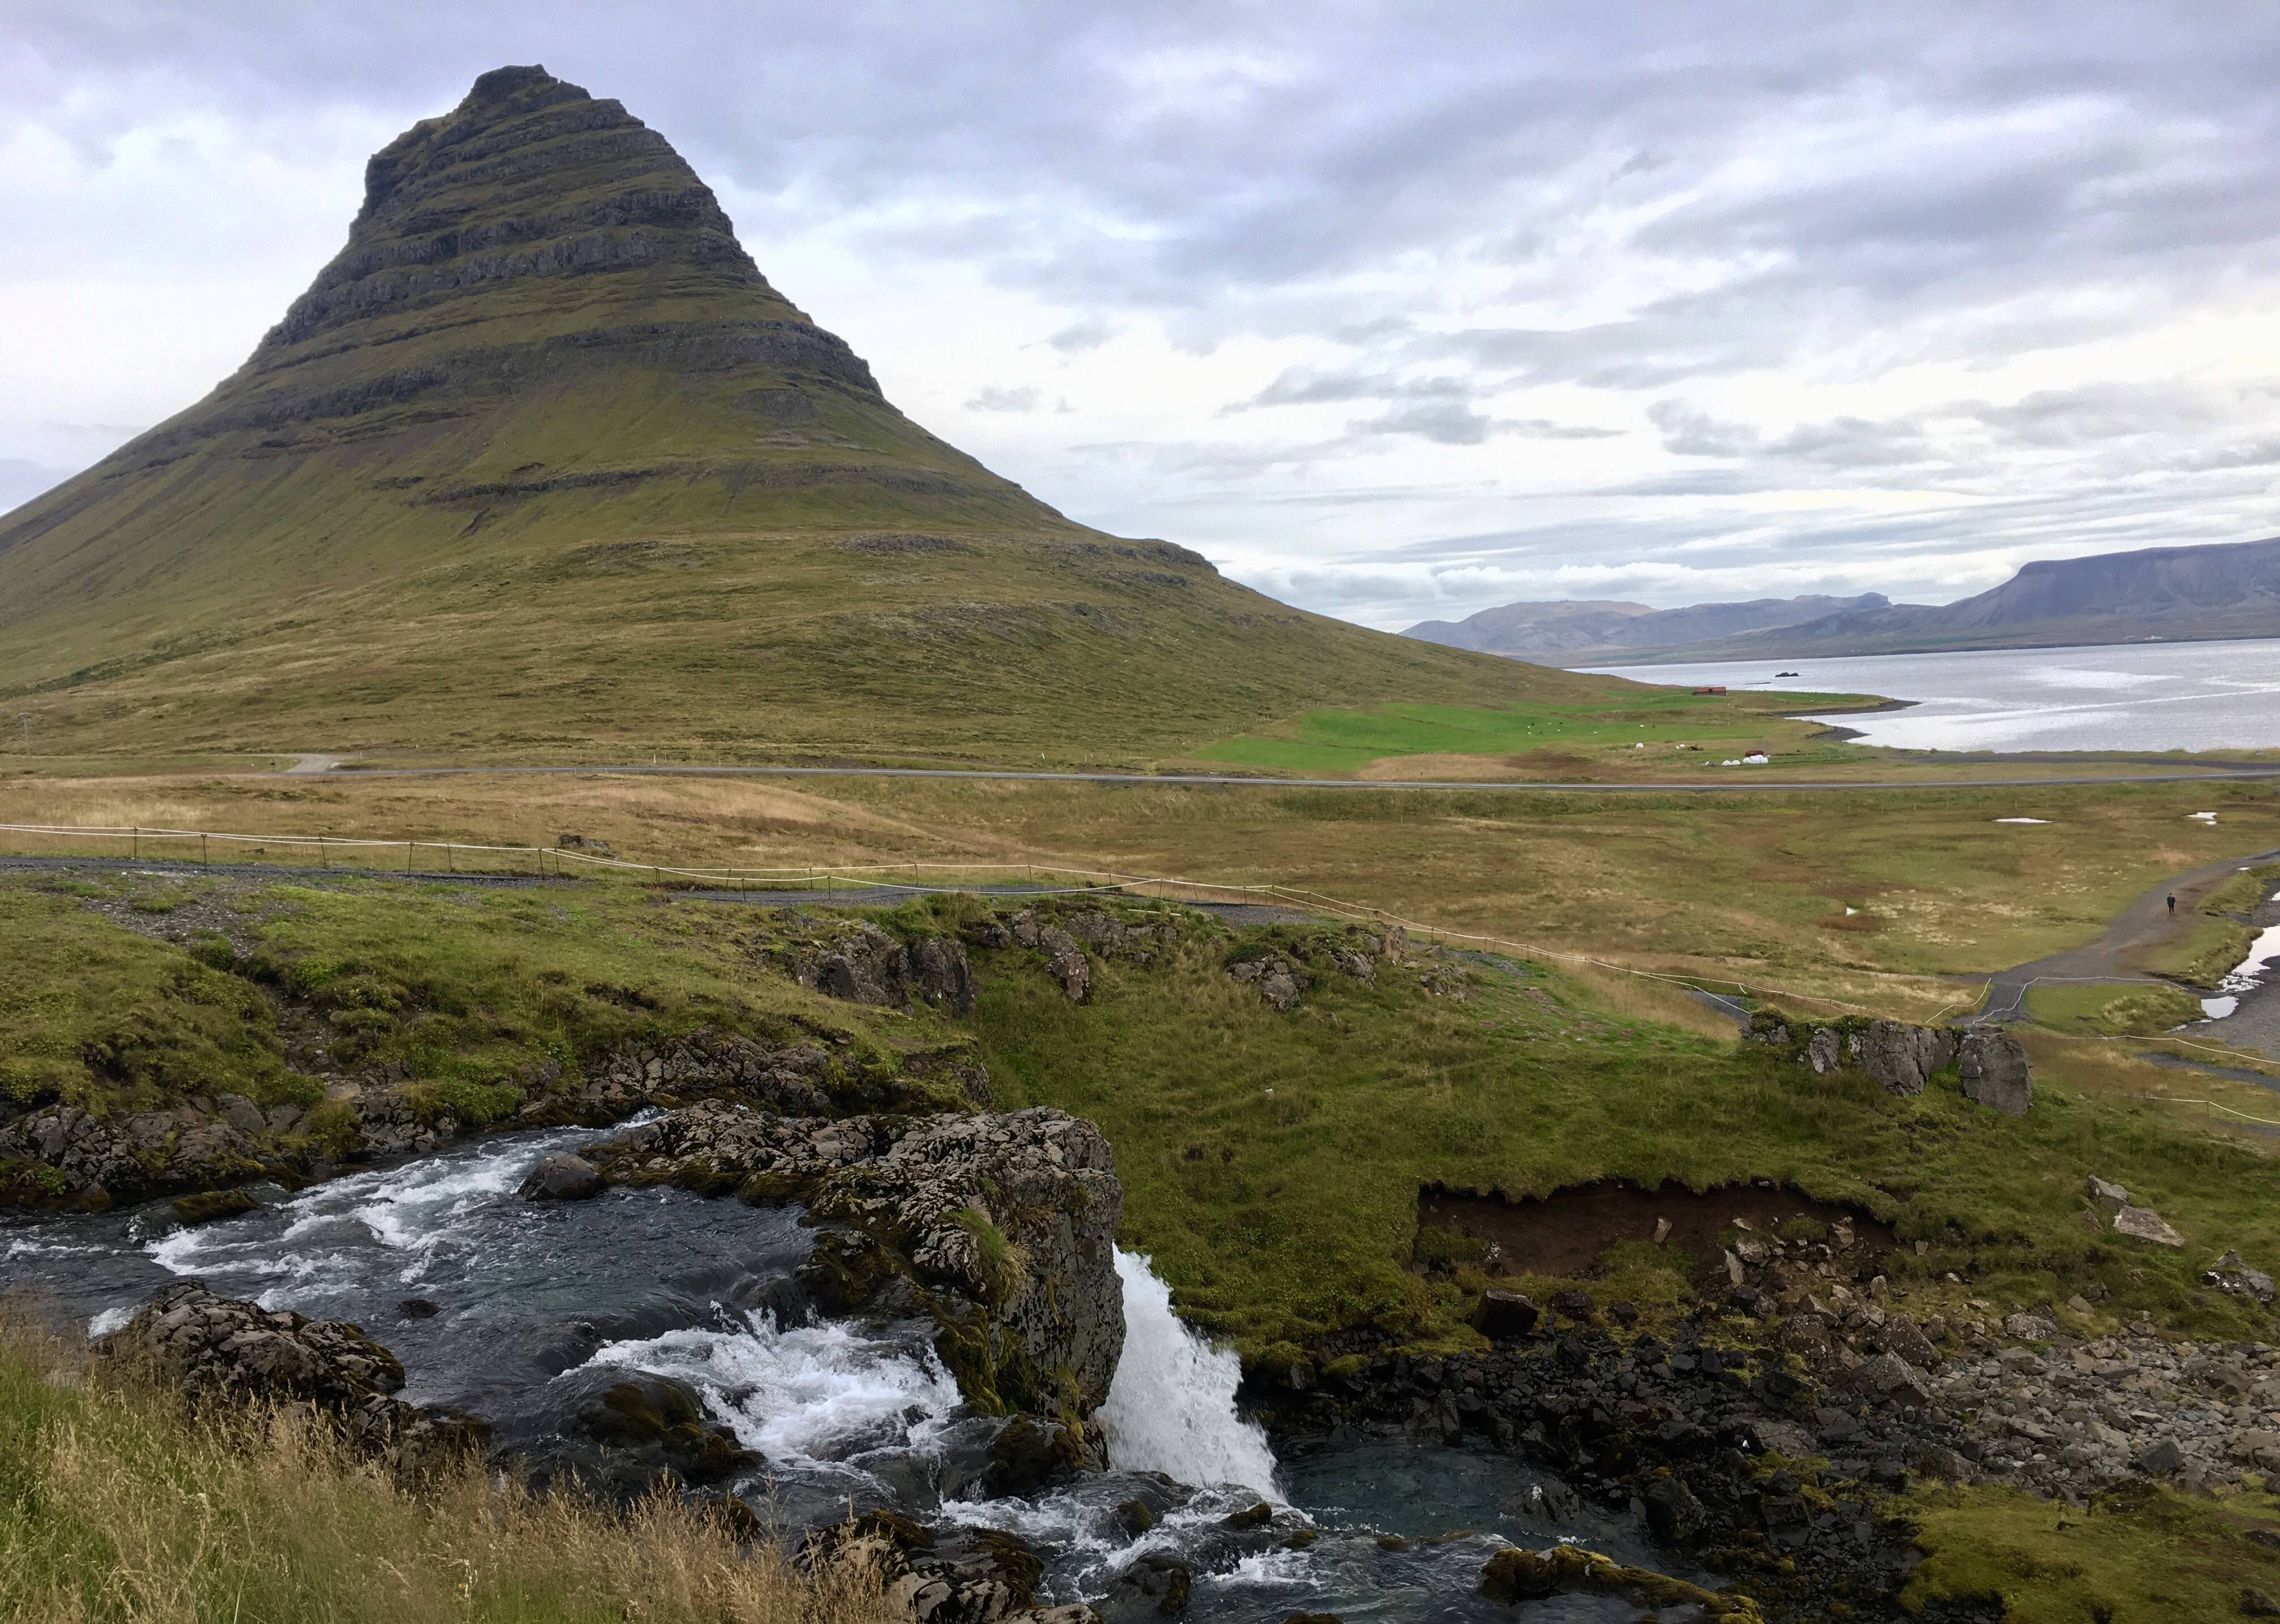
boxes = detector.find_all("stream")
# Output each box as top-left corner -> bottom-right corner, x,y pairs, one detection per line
0,1125 -> 1673,1622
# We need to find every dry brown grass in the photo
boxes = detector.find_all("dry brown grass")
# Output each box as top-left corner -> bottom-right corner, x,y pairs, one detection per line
0,1315 -> 885,1624
2,764 -> 2275,1020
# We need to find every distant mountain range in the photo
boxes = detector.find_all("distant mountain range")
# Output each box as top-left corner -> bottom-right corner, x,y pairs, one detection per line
1404,536 -> 2280,666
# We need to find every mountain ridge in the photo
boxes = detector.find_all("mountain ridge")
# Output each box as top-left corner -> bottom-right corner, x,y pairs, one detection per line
1406,593 -> 1888,662
1410,536 -> 2280,667
0,65 -> 1606,764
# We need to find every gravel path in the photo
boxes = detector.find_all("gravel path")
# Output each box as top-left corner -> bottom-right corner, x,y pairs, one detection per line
1980,845 -> 2280,1022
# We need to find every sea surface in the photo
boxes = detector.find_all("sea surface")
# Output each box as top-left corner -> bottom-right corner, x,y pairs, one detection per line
1587,638 -> 2280,753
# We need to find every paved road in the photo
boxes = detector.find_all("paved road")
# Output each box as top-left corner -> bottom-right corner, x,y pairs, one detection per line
300,760 -> 2280,793
1980,846 -> 2280,1024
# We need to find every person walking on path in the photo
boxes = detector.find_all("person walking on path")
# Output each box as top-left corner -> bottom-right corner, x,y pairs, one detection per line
2167,893 -> 2177,916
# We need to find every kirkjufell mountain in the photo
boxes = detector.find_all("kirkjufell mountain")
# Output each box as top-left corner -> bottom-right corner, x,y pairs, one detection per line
0,66 -> 1593,763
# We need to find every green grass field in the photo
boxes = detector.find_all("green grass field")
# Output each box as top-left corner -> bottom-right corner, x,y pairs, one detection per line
2022,982 -> 2207,1036
1191,693 -> 1872,776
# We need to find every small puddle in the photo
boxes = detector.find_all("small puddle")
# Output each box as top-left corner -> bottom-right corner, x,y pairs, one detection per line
2190,883 -> 2280,1028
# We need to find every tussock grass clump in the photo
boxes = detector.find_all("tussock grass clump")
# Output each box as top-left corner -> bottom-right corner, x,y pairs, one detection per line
0,1316 -> 883,1624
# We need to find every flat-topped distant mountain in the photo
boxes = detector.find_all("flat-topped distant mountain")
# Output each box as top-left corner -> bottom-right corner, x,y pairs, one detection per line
0,66 -> 1605,764
1409,537 -> 2280,667
1405,594 -> 1887,663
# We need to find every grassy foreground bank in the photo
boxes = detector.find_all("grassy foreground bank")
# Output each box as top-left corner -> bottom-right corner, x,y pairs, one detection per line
0,1321 -> 878,1624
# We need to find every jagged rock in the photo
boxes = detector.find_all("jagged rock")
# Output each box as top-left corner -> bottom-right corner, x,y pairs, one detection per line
1475,1290 -> 1540,1341
103,1280 -> 406,1405
1480,1545 -> 1761,1618
984,1415 -> 1091,1497
170,1188 -> 258,1227
1846,1020 -> 1956,1096
908,937 -> 977,1012
1856,1352 -> 1933,1408
2205,1250 -> 2277,1304
1038,927 -> 1092,1002
556,1374 -> 759,1491
2114,1206 -> 2186,1247
1230,957 -> 1306,1010
2003,1311 -> 2058,1342
1804,1027 -> 1843,1075
519,1150 -> 604,1201
2134,1437 -> 2186,1476
1957,1028 -> 2033,1115
1643,1475 -> 1709,1544
803,1510 -> 1070,1624
0,1104 -> 270,1208
562,1029 -> 950,1122
595,1103 -> 1124,1415
1099,1554 -> 1191,1621
1061,909 -> 1178,965
98,1281 -> 484,1475
215,1093 -> 269,1136
1745,1011 -> 1792,1047
2085,1175 -> 2130,1214
795,921 -> 977,1014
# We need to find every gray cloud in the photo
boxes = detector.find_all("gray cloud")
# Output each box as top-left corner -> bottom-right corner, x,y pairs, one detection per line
966,385 -> 1043,412
6,1 -> 2280,628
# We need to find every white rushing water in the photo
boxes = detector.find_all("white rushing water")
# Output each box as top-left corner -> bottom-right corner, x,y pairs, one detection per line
1100,1250 -> 1281,1498
587,1312 -> 966,1467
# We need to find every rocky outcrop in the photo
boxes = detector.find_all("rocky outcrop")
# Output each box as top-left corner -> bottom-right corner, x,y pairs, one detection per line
784,921 -> 977,1014
100,1281 -> 484,1476
803,1511 -> 1097,1624
1749,1010 -> 2031,1114
1844,1020 -> 1955,1096
1228,955 -> 1306,1010
1957,1027 -> 2033,1115
593,1103 -> 1125,1418
0,1104 -> 278,1210
1227,924 -> 1410,1011
1001,911 -> 1094,1003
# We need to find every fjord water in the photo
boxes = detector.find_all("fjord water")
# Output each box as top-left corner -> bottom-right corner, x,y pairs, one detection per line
1,1127 -> 1668,1622
1590,638 -> 2280,752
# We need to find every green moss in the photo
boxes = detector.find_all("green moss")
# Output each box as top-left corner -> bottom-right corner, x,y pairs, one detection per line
954,1206 -> 1019,1304
1903,1481 -> 2280,1622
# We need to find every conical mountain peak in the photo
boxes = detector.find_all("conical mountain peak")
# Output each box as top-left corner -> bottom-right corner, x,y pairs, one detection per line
259,64 -> 804,360
0,67 -> 1562,764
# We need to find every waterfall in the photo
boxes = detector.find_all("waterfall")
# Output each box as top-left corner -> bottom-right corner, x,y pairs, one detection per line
1100,1250 -> 1281,1498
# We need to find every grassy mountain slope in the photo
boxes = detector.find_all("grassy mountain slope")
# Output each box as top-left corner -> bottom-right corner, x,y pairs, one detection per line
0,64 -> 1608,766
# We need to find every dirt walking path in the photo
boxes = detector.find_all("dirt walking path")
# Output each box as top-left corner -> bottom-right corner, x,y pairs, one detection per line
1981,845 -> 2280,1020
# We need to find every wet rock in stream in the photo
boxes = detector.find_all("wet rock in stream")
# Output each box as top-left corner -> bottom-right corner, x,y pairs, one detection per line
590,1102 -> 1126,1420
100,1280 -> 486,1479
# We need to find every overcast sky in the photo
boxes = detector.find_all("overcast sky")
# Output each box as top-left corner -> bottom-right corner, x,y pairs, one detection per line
6,2 -> 2279,629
